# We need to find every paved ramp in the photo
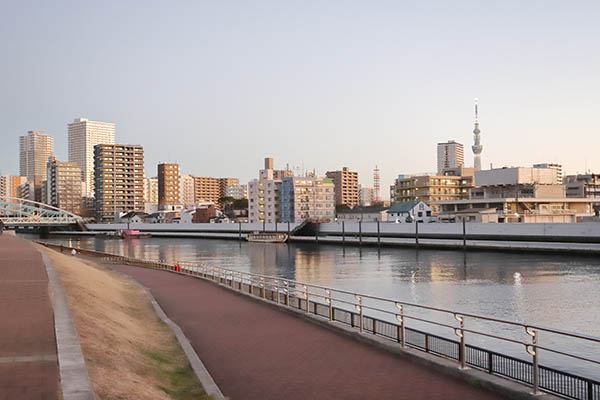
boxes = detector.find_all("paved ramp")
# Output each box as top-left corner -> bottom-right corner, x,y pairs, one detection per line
0,235 -> 59,400
111,264 -> 505,400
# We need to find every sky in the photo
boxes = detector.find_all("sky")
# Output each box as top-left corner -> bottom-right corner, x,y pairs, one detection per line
2,1 -> 599,198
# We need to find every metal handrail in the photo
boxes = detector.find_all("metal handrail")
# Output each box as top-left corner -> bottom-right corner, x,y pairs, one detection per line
37,241 -> 600,399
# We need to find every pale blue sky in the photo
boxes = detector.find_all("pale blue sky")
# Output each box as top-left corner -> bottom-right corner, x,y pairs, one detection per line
2,1 -> 599,197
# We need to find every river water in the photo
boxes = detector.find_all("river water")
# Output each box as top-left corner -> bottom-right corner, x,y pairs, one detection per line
29,235 -> 600,380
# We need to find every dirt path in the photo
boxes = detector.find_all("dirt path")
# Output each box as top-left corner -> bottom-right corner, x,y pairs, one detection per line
110,263 -> 506,400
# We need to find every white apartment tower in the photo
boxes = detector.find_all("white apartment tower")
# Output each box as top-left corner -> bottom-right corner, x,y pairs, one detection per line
248,157 -> 283,224
19,130 -> 54,184
68,118 -> 115,195
437,140 -> 464,174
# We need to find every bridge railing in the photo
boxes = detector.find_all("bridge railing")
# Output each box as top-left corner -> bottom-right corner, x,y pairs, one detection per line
38,241 -> 600,400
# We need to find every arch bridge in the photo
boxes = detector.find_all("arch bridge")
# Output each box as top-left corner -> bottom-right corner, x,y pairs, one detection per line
0,197 -> 83,227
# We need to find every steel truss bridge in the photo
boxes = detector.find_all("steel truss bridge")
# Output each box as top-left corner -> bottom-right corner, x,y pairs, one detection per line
0,197 -> 83,227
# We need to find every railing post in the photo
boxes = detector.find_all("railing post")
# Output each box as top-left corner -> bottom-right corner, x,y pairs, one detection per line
250,277 -> 254,295
454,314 -> 466,369
342,220 -> 345,246
377,220 -> 381,248
395,303 -> 405,347
284,281 -> 289,306
488,351 -> 493,374
304,285 -> 309,313
355,295 -> 363,333
260,277 -> 265,298
274,281 -> 280,304
326,290 -> 333,321
238,221 -> 242,241
526,327 -> 541,395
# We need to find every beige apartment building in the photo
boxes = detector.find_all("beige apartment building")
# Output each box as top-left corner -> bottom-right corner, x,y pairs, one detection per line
179,174 -> 195,207
68,118 -> 115,195
326,167 -> 359,207
191,176 -> 239,207
19,130 -> 54,186
158,163 -> 180,208
94,144 -> 144,222
46,157 -> 83,215
143,176 -> 158,205
0,175 -> 28,199
390,174 -> 474,212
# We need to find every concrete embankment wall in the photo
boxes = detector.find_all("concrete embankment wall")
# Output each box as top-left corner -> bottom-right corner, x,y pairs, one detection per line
61,221 -> 600,254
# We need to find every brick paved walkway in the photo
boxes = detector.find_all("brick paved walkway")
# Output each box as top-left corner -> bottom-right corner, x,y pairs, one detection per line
111,264 -> 505,400
0,235 -> 59,400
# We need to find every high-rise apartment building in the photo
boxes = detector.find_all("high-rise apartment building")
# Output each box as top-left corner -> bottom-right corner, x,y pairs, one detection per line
437,140 -> 464,174
0,176 -> 28,199
192,177 -> 220,204
46,156 -> 83,215
248,158 -> 284,224
280,176 -> 335,223
19,130 -> 54,185
68,118 -> 115,195
158,163 -> 180,208
179,174 -> 195,207
533,163 -> 563,184
190,176 -> 239,206
94,144 -> 144,222
143,177 -> 159,205
325,167 -> 358,207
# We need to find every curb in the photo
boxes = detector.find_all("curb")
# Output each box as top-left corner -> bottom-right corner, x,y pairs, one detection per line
142,287 -> 225,400
38,247 -> 97,400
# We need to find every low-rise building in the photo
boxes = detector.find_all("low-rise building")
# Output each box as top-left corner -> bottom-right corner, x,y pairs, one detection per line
432,197 -> 594,223
390,174 -> 474,213
565,174 -> 600,199
387,200 -> 436,223
336,206 -> 388,222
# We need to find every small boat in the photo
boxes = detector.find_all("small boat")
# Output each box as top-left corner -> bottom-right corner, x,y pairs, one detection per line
116,229 -> 152,239
246,232 -> 288,243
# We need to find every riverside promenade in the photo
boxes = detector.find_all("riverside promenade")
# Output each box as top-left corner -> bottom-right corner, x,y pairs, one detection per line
0,234 -> 59,399
110,263 -> 506,400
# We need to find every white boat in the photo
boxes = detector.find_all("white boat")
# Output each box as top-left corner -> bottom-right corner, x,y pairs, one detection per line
246,232 -> 288,243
